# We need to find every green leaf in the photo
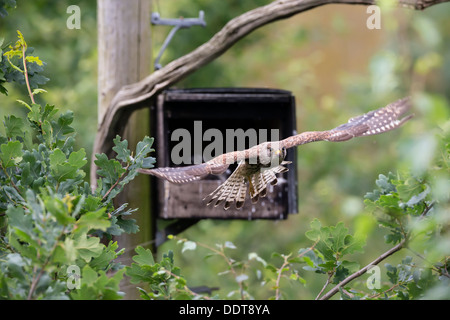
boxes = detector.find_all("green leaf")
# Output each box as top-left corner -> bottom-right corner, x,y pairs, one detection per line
3,185 -> 24,203
52,237 -> 76,264
112,136 -> 130,162
49,148 -> 86,182
76,208 -> 110,233
305,219 -> 364,262
0,140 -> 23,168
82,265 -> 98,286
41,104 -> 58,121
42,119 -> 53,146
142,156 -> 156,169
49,148 -> 66,166
126,247 -> 157,285
89,241 -> 122,271
6,205 -> 33,234
4,253 -> 27,282
114,216 -> 139,234
44,196 -> 75,226
4,115 -> 25,139
94,153 -> 126,184
52,110 -> 74,141
132,246 -> 155,266
32,88 -> 47,95
135,136 -> 154,158
73,232 -> 104,262
27,104 -> 42,123
68,148 -> 87,168
406,186 -> 429,207
385,263 -> 398,284
25,55 -> 43,66
126,264 -> 154,285
394,177 -> 427,205
334,260 -> 360,283
71,266 -> 124,300
83,195 -> 102,211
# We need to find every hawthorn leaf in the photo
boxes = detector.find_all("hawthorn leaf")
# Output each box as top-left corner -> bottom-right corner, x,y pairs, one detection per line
132,246 -> 155,266
76,208 -> 110,233
4,115 -> 25,139
0,140 -> 23,168
73,233 -> 104,263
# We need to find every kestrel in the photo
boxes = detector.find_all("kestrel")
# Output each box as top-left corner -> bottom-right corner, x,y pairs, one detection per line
140,97 -> 413,210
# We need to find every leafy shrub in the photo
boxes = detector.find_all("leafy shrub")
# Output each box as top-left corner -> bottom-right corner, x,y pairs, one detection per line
0,31 -> 155,299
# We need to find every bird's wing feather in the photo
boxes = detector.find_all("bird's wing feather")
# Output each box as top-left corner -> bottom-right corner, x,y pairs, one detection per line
281,97 -> 413,148
139,162 -> 229,184
203,161 -> 246,210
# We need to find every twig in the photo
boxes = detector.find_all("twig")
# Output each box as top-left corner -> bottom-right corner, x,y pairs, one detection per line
319,238 -> 407,300
162,269 -> 211,300
316,272 -> 334,300
22,45 -> 35,105
367,282 -> 403,299
101,162 -> 130,201
275,241 -> 318,300
275,254 -> 291,300
0,163 -> 22,195
200,242 -> 246,300
406,247 -> 450,280
27,228 -> 65,300
174,237 -> 247,299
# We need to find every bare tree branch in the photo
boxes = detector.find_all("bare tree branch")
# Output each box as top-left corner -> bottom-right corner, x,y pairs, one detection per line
91,0 -> 449,183
319,238 -> 407,300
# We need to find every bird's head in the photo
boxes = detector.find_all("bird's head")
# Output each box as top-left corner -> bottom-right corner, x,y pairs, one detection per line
259,143 -> 286,167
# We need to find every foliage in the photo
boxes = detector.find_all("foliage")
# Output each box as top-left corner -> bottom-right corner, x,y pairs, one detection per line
359,171 -> 449,299
125,246 -> 200,300
0,32 -> 155,299
0,0 -> 15,18
304,219 -> 364,284
0,0 -> 98,172
0,30 -> 49,98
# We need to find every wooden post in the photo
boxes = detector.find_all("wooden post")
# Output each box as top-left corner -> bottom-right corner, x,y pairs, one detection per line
97,0 -> 152,299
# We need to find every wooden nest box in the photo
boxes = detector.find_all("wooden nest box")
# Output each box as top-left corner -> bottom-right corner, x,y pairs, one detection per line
151,88 -> 298,220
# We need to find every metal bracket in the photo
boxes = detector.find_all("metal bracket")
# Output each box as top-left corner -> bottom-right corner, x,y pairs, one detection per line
151,11 -> 206,70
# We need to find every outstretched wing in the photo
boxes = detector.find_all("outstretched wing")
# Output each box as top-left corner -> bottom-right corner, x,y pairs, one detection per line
326,97 -> 413,142
139,162 -> 229,184
281,97 -> 413,148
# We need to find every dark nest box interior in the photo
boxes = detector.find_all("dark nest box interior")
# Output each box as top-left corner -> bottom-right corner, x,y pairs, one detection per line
151,88 -> 298,220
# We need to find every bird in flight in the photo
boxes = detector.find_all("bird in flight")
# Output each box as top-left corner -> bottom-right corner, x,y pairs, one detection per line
140,97 -> 413,210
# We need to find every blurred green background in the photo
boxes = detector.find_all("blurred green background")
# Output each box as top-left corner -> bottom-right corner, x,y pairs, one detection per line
1,0 -> 449,299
